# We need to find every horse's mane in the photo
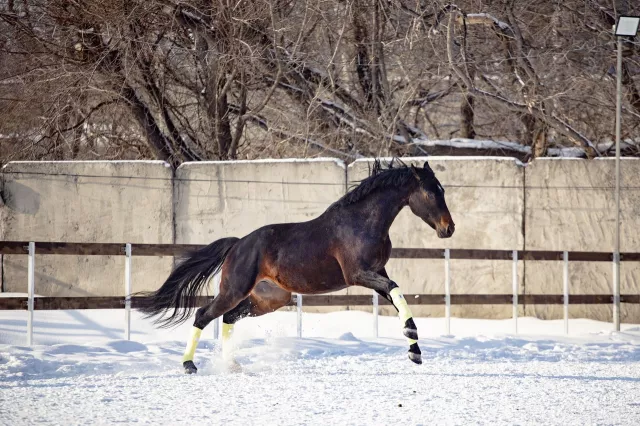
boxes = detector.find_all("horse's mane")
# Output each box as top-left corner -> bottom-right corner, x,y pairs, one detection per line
333,158 -> 428,207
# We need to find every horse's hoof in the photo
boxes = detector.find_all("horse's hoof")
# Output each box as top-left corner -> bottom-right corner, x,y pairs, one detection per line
226,360 -> 243,373
408,342 -> 422,364
408,351 -> 422,364
183,360 -> 198,374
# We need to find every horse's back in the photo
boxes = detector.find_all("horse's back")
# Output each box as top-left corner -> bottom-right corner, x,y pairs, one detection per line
235,219 -> 348,294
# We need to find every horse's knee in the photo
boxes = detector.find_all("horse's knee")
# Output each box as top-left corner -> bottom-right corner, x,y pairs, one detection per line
193,305 -> 210,329
194,305 -> 207,323
193,301 -> 225,329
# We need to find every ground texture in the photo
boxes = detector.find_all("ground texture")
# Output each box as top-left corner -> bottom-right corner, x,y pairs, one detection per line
2,309 -> 640,425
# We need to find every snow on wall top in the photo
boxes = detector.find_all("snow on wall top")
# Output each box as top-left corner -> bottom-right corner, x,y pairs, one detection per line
4,160 -> 170,166
350,155 -> 524,165
178,157 -> 346,169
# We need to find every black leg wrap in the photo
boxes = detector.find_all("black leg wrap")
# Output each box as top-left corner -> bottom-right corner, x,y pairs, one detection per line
183,360 -> 198,374
408,343 -> 422,364
403,318 -> 419,341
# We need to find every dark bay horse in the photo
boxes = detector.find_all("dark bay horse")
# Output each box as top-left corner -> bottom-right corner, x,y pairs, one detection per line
137,160 -> 455,373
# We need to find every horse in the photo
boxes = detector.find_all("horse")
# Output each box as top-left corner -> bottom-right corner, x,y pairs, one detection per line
136,159 -> 455,374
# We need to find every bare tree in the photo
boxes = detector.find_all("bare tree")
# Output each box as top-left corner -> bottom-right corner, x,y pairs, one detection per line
1,0 -> 639,165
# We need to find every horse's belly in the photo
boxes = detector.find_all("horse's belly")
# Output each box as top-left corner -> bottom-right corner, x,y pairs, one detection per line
271,254 -> 347,294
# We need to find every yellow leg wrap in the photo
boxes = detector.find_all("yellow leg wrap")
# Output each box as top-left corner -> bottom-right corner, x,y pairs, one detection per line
222,322 -> 234,343
389,288 -> 418,345
390,288 -> 412,322
182,327 -> 202,363
221,322 -> 235,362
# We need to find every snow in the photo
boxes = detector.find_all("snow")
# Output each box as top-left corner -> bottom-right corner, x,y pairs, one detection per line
415,138 -> 531,154
467,13 -> 512,31
411,137 -> 640,159
179,157 -> 347,169
351,155 -> 525,166
2,309 -> 640,425
3,160 -> 170,166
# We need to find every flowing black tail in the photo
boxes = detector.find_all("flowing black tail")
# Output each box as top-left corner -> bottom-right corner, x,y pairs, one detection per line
135,237 -> 239,328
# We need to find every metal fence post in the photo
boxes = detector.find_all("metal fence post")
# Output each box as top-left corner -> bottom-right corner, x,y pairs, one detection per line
613,27 -> 622,333
512,250 -> 518,334
213,273 -> 220,340
444,248 -> 451,335
296,293 -> 302,338
372,290 -> 378,338
124,243 -> 132,341
563,251 -> 569,335
613,252 -> 621,331
27,242 -> 35,346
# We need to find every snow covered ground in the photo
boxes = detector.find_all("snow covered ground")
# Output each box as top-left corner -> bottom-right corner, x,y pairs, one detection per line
2,308 -> 640,425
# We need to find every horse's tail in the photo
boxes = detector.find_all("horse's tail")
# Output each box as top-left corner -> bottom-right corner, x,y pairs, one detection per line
135,237 -> 240,328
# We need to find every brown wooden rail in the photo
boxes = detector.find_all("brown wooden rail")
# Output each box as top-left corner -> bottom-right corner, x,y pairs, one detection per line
2,241 -> 639,312
1,294 -> 639,311
2,241 -> 640,261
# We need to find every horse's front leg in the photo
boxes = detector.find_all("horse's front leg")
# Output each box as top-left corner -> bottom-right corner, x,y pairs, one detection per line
351,270 -> 422,364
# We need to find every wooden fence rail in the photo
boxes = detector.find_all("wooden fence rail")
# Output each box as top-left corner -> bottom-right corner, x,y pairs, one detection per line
1,294 -> 640,311
3,241 -> 640,261
2,241 -> 639,344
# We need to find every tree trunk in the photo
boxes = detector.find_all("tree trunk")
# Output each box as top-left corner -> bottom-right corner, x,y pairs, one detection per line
120,86 -> 176,166
215,83 -> 234,159
460,93 -> 475,139
522,114 -> 549,158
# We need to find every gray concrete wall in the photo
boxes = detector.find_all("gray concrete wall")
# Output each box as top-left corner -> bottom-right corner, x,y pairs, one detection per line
1,161 -> 174,296
2,157 -> 639,323
524,158 -> 640,322
346,157 -> 525,318
174,159 -> 346,243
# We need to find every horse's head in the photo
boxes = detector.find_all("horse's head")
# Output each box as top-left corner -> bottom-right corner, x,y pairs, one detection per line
407,161 -> 455,239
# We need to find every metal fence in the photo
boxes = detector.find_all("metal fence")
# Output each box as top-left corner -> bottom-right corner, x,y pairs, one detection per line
1,241 -> 639,345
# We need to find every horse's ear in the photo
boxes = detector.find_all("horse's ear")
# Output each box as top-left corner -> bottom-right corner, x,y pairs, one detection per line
423,161 -> 431,170
371,159 -> 382,176
410,165 -> 421,181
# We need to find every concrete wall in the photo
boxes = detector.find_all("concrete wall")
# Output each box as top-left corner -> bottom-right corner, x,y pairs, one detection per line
173,159 -> 347,311
174,159 -> 346,242
346,157 -> 525,318
524,158 -> 640,322
1,157 -> 639,323
1,161 -> 174,296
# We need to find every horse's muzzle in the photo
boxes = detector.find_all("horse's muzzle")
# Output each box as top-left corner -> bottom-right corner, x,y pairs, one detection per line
437,221 -> 455,238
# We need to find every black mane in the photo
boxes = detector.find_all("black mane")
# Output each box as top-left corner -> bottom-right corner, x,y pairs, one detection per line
334,159 -> 432,207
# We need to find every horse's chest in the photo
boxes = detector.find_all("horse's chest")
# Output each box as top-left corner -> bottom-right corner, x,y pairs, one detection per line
350,236 -> 392,268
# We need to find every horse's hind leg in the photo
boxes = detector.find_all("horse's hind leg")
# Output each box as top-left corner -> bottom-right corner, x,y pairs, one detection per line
221,281 -> 292,348
182,260 -> 259,374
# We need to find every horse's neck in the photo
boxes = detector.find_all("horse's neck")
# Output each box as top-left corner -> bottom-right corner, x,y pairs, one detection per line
349,186 -> 411,235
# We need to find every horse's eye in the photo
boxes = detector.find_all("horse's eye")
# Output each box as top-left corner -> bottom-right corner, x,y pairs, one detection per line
426,191 -> 435,200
